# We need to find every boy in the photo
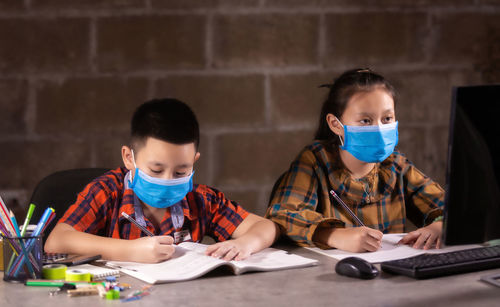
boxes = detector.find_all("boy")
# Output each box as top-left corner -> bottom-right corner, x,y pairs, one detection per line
45,98 -> 278,263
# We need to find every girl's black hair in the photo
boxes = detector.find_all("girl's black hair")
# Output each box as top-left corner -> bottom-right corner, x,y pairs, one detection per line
314,68 -> 397,150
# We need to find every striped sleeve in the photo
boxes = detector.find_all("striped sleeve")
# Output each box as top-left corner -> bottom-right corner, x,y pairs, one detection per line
205,188 -> 250,242
403,162 -> 445,226
58,180 -> 114,235
265,149 -> 344,247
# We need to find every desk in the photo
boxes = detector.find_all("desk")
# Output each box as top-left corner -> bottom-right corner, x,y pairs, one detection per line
1,245 -> 499,307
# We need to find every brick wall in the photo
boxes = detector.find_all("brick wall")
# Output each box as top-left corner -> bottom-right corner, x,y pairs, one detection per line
1,0 -> 499,218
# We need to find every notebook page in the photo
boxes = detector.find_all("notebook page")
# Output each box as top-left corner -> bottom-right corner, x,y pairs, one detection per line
179,242 -> 318,273
229,248 -> 318,273
306,233 -> 482,263
178,241 -> 209,254
108,243 -> 318,283
106,246 -> 226,284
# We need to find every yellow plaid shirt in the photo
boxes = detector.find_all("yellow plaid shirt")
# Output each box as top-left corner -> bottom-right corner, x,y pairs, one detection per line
266,141 -> 444,247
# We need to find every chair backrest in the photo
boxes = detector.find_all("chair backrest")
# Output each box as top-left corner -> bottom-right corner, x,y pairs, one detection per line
29,168 -> 110,240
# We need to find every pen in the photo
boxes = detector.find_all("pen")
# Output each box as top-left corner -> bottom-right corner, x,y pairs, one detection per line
121,212 -> 154,237
329,190 -> 365,227
25,280 -> 105,287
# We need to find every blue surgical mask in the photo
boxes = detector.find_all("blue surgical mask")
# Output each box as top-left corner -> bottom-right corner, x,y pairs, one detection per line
129,150 -> 194,208
337,120 -> 399,163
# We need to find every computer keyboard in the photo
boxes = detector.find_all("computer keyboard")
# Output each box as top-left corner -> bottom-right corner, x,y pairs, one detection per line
42,253 -> 69,265
381,245 -> 500,279
42,253 -> 101,265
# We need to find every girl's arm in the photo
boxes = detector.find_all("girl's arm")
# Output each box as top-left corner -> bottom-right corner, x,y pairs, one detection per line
265,148 -> 383,252
402,163 -> 445,249
265,149 -> 345,247
313,226 -> 383,252
399,221 -> 443,250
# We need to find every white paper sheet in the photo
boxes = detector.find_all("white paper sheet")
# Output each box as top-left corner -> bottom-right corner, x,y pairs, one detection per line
306,233 -> 483,263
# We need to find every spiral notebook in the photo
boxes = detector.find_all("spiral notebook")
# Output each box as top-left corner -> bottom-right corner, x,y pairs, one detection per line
69,264 -> 120,281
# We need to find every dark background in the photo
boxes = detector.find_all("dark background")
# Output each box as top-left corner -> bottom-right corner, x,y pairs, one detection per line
1,0 -> 499,218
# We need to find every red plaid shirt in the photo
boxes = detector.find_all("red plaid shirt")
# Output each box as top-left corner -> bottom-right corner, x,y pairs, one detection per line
58,167 -> 249,242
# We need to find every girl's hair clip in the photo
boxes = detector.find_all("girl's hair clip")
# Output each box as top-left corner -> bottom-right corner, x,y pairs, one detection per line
356,68 -> 372,73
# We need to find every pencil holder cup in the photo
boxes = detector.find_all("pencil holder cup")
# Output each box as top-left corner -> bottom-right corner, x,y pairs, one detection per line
2,235 -> 42,282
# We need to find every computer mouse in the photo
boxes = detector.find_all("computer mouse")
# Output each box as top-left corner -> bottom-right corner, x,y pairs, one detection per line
335,257 -> 379,279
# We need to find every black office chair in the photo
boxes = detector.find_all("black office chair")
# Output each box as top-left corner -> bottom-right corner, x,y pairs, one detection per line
29,168 -> 110,240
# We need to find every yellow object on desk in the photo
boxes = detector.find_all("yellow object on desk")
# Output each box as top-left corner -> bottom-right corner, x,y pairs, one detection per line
42,264 -> 67,280
65,269 -> 92,282
0,237 -> 3,271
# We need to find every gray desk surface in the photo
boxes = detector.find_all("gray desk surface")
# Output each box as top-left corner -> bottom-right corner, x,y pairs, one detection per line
1,245 -> 499,307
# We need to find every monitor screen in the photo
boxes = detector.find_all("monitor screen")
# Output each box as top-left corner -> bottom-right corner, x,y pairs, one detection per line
443,85 -> 500,245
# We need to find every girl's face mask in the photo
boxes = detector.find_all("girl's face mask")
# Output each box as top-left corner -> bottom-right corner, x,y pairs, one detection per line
336,119 -> 399,163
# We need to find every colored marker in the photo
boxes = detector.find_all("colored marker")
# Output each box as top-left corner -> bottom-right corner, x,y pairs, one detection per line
25,280 -> 105,287
20,203 -> 36,236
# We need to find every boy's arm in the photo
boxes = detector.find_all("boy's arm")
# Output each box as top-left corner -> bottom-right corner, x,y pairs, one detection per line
205,213 -> 279,261
45,223 -> 175,263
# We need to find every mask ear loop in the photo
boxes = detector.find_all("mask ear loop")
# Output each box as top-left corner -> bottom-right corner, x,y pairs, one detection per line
130,149 -> 137,183
334,117 -> 345,146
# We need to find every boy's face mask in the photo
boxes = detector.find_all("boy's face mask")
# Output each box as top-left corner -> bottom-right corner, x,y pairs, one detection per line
129,150 -> 194,208
336,119 -> 399,163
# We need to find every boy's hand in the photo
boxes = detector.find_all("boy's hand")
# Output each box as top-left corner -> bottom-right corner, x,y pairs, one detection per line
399,221 -> 442,250
328,226 -> 383,252
129,236 -> 175,263
205,239 -> 251,261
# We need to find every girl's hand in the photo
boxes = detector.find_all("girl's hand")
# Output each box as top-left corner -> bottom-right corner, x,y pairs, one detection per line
328,226 -> 383,253
205,239 -> 252,261
399,221 -> 443,250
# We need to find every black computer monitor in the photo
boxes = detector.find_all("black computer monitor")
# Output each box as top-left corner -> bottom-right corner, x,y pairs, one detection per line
442,85 -> 500,245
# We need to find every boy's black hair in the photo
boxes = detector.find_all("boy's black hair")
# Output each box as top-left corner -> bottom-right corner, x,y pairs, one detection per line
131,98 -> 200,149
314,68 -> 396,151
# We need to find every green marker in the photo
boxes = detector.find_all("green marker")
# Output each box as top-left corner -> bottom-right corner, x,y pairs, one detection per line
21,203 -> 36,236
25,280 -> 105,287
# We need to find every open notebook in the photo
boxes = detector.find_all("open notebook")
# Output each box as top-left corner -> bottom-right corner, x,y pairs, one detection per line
306,233 -> 483,263
106,242 -> 318,284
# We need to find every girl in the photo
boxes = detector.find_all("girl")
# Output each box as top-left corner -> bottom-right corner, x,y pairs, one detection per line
266,68 -> 444,253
